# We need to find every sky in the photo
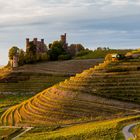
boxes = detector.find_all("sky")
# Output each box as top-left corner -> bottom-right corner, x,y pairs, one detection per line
0,0 -> 140,65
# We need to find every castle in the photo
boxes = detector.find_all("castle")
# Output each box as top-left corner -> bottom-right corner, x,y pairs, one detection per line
10,33 -> 84,68
26,38 -> 47,53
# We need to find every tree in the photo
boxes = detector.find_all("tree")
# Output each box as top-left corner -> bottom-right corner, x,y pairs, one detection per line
18,49 -> 25,66
48,41 -> 65,60
25,42 -> 37,63
9,46 -> 19,60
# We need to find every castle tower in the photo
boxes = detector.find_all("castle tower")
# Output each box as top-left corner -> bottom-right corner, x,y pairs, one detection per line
26,38 -> 30,50
33,38 -> 38,46
61,33 -> 67,44
60,33 -> 68,51
13,55 -> 18,68
41,39 -> 44,45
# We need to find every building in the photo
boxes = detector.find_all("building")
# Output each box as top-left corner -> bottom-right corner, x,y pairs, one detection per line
60,33 -> 68,51
68,44 -> 84,56
26,38 -> 47,53
10,54 -> 18,68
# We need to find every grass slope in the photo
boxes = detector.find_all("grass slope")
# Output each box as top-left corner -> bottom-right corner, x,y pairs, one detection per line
1,59 -> 140,126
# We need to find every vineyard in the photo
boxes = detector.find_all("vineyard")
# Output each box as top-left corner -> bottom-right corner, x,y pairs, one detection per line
17,116 -> 140,140
0,59 -> 102,93
1,58 -> 140,126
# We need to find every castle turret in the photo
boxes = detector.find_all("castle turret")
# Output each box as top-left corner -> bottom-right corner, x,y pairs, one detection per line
13,55 -> 18,68
33,38 -> 38,45
41,39 -> 44,45
61,33 -> 67,44
26,38 -> 30,50
60,33 -> 68,51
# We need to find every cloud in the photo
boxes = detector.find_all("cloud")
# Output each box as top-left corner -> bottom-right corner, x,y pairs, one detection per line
0,0 -> 140,65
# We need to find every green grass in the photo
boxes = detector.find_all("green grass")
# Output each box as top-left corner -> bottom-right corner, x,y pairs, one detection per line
17,116 -> 140,140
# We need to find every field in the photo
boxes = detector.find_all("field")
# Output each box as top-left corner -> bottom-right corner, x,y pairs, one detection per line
0,59 -> 102,122
2,58 -> 140,126
14,59 -> 103,75
1,58 -> 140,139
17,116 -> 140,140
0,59 -> 102,93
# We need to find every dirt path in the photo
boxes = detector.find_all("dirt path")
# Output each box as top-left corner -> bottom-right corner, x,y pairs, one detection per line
122,123 -> 140,140
0,126 -> 33,140
12,127 -> 33,140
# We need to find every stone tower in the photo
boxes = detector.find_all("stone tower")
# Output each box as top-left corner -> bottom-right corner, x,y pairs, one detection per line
60,33 -> 68,51
61,33 -> 67,44
26,38 -> 30,50
13,55 -> 18,68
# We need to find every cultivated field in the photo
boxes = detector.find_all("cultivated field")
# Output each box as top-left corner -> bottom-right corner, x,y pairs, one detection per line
2,59 -> 140,127
0,59 -> 102,121
14,59 -> 103,75
16,116 -> 140,140
1,58 -> 140,139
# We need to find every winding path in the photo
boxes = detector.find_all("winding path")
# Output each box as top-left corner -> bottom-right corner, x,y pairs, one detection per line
122,123 -> 140,140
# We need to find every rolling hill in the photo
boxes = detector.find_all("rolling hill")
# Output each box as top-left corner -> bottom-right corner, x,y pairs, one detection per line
1,58 -> 140,126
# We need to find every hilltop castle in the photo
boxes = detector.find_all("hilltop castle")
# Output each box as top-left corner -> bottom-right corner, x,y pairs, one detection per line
26,38 -> 47,53
10,33 -> 84,68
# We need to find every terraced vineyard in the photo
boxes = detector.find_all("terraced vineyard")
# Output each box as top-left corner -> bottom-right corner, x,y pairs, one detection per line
1,59 -> 140,126
17,116 -> 140,140
0,74 -> 67,93
0,59 -> 102,93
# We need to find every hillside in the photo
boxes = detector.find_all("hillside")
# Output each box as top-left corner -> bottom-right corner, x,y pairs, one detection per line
16,116 -> 140,140
13,59 -> 103,75
1,58 -> 140,126
0,59 -> 102,93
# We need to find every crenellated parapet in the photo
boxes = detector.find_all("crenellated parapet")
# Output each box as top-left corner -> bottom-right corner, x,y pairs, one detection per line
26,38 -> 47,53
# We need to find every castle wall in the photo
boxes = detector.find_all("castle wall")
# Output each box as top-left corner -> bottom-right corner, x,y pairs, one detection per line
26,38 -> 46,53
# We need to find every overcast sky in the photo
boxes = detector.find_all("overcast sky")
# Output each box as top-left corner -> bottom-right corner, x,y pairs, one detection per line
0,0 -> 140,65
